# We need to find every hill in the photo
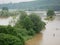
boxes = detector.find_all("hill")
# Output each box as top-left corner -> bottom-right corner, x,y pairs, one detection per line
0,0 -> 60,11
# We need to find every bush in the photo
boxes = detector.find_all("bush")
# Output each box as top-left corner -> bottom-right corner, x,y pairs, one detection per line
0,33 -> 23,45
27,29 -> 35,36
29,13 -> 46,33
23,16 -> 33,30
0,25 -> 25,45
14,28 -> 28,36
47,10 -> 55,17
46,10 -> 55,20
15,11 -> 28,28
0,25 -> 16,35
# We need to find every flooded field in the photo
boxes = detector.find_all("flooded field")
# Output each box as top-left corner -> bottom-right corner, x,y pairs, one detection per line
25,15 -> 60,45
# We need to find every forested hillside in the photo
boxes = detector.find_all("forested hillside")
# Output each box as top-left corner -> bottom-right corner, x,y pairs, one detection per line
0,0 -> 60,11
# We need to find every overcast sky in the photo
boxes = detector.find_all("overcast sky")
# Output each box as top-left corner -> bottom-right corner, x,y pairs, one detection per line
0,0 -> 34,4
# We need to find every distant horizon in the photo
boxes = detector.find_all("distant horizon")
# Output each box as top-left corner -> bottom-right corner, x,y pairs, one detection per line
0,0 -> 34,4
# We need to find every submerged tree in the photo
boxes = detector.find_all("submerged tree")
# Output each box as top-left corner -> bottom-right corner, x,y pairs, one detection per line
1,7 -> 9,16
2,7 -> 8,11
47,10 -> 55,17
46,10 -> 55,20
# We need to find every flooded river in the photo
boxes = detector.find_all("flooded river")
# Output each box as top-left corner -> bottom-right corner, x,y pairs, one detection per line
25,15 -> 60,45
0,12 -> 60,45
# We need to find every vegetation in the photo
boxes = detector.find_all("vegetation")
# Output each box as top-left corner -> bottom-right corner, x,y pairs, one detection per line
0,11 -> 46,45
0,7 -> 19,17
0,0 -> 60,11
45,10 -> 55,21
0,7 -> 9,17
15,11 -> 46,33
0,33 -> 22,45
2,7 -> 8,11
29,13 -> 46,33
0,25 -> 25,45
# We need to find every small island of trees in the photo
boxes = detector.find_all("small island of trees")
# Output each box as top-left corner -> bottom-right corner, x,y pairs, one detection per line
45,10 -> 56,21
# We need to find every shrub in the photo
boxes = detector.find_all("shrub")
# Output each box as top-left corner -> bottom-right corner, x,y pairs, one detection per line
29,13 -> 46,33
0,33 -> 23,45
0,25 -> 25,45
27,29 -> 35,36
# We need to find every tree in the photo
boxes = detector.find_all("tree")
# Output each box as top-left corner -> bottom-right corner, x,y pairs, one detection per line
1,7 -> 9,16
29,13 -> 46,33
2,7 -> 8,11
47,10 -> 55,18
15,11 -> 36,36
19,11 -> 27,20
23,16 -> 33,30
15,11 -> 28,28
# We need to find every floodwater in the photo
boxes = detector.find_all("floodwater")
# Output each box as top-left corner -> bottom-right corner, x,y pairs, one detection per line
0,15 -> 19,26
0,17 -> 13,25
25,33 -> 43,45
0,11 -> 60,45
25,15 -> 60,45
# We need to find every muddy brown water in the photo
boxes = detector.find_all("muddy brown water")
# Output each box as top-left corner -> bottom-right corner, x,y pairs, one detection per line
25,15 -> 60,45
0,14 -> 60,45
25,33 -> 43,45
